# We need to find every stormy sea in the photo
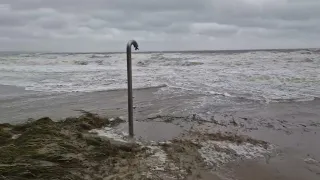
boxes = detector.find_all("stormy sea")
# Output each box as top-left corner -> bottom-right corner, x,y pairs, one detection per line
1,49 -> 320,179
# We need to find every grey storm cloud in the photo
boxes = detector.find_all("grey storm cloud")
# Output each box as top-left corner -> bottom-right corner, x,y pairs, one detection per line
0,0 -> 320,51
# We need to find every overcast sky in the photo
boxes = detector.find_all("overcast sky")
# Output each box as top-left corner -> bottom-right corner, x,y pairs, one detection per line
0,0 -> 320,52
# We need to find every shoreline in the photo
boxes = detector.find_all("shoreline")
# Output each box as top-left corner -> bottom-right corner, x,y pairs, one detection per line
0,84 -> 203,124
1,84 -> 320,179
2,84 -> 319,124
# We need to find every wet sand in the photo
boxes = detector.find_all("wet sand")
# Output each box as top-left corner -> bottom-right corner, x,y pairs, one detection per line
190,99 -> 320,180
1,84 -> 320,179
234,100 -> 320,180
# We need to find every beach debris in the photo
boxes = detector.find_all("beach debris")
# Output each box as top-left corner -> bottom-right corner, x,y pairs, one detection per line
0,113 -> 276,180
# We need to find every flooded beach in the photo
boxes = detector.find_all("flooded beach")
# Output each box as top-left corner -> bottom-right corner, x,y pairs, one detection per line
1,50 -> 320,179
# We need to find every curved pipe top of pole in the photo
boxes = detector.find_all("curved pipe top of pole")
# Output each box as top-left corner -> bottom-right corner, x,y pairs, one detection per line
127,40 -> 139,51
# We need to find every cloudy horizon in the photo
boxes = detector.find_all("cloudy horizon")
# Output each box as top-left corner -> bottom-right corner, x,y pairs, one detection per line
1,0 -> 320,52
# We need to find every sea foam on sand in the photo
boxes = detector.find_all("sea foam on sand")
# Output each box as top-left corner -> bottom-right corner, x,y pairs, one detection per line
90,127 -> 129,143
92,126 -> 274,169
198,140 -> 274,167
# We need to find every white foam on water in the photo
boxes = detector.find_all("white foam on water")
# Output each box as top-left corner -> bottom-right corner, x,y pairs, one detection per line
0,51 -> 319,103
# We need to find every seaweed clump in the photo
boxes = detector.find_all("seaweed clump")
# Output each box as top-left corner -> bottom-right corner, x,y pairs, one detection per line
0,112 -> 145,180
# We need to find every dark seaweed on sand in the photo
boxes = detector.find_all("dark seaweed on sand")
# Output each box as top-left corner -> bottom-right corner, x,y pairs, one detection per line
0,111 -> 143,180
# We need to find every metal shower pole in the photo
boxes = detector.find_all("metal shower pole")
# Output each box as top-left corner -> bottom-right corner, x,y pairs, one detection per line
126,40 -> 139,137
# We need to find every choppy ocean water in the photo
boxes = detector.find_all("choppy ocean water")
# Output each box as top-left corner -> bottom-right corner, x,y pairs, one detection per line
0,49 -> 319,109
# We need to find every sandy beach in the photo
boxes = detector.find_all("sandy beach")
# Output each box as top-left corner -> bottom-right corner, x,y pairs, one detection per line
1,84 -> 319,179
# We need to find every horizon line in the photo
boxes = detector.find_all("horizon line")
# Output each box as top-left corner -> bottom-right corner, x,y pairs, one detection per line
0,47 -> 319,54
